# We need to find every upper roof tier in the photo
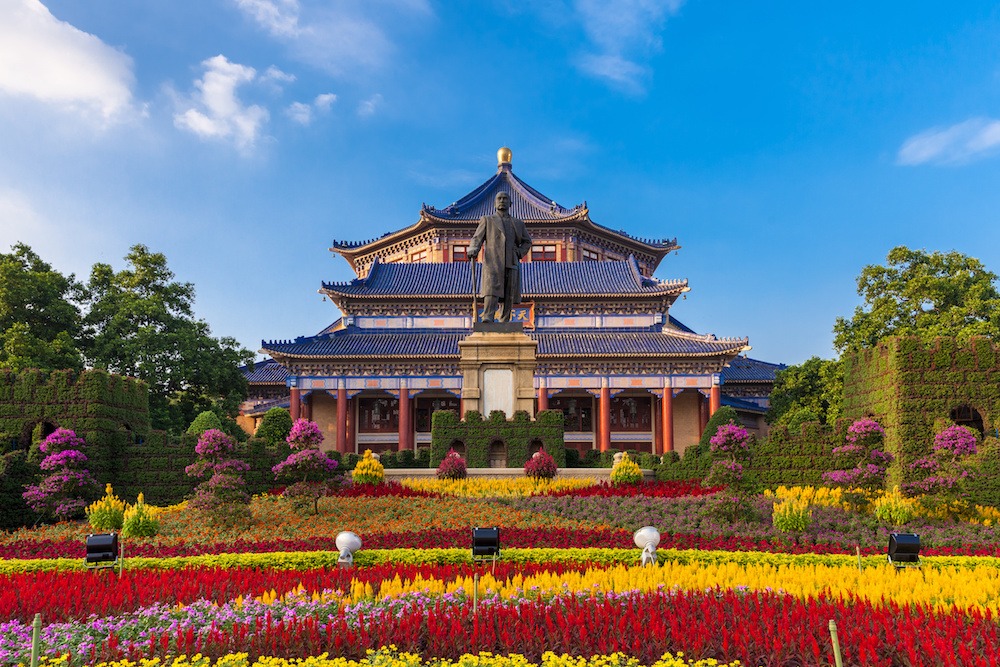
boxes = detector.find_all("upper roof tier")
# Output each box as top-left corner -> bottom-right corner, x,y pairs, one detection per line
330,148 -> 679,273
321,256 -> 688,301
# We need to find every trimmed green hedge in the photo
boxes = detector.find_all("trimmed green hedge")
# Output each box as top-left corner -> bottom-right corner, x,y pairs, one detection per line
430,409 -> 565,468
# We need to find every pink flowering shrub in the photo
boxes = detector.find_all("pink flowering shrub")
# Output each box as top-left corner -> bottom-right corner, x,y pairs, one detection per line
22,428 -> 97,521
704,423 -> 755,519
272,419 -> 339,513
185,429 -> 251,528
524,449 -> 558,480
822,418 -> 892,494
903,425 -> 978,517
436,449 -> 467,480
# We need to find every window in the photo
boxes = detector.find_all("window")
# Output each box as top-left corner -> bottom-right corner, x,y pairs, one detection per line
610,396 -> 652,432
532,244 -> 557,261
549,396 -> 594,432
358,397 -> 399,432
410,249 -> 428,263
452,245 -> 468,262
581,248 -> 600,261
415,396 -> 460,432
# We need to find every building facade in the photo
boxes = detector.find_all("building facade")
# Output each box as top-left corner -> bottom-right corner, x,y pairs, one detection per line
246,148 -> 783,455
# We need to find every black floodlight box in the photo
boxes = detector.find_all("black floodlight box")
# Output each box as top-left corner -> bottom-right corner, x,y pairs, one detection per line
472,527 -> 500,558
86,533 -> 119,567
888,532 -> 920,565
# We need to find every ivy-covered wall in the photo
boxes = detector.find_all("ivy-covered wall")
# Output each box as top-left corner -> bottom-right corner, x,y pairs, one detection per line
430,409 -> 565,468
843,336 -> 1000,486
0,369 -> 291,527
748,420 -> 843,487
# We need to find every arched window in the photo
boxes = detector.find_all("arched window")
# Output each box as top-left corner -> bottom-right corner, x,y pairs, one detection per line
950,405 -> 985,436
450,440 -> 466,456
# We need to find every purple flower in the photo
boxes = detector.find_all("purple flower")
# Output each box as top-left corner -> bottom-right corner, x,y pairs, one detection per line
287,419 -> 324,449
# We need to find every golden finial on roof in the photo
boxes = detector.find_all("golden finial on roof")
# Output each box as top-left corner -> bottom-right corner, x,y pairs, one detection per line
497,146 -> 512,166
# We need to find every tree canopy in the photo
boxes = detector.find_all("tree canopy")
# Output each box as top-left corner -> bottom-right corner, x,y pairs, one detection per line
79,245 -> 253,433
0,244 -> 82,372
833,246 -> 1000,353
767,357 -> 843,427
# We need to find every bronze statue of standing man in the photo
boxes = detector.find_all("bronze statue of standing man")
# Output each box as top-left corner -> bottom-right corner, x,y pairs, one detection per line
469,191 -> 532,322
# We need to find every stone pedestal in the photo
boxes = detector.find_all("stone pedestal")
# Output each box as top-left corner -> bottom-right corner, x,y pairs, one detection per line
459,329 -> 537,418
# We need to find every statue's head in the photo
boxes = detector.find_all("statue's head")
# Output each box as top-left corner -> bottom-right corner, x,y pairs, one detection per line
495,191 -> 510,213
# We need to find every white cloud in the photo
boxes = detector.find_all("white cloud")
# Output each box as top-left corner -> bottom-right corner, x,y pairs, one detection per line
0,188 -> 44,240
357,93 -> 383,117
314,93 -> 337,111
232,0 -> 431,77
897,117 -> 1000,166
233,0 -> 301,37
569,0 -> 685,93
285,101 -> 313,125
285,93 -> 336,125
173,55 -> 269,151
0,0 -> 134,120
261,65 -> 296,85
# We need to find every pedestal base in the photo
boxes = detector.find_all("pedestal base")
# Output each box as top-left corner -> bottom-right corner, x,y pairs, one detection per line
459,330 -> 538,418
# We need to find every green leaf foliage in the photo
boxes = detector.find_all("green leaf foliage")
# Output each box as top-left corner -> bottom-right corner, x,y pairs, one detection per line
833,246 -> 1000,353
78,245 -> 253,434
186,411 -> 223,437
256,407 -> 292,447
767,357 -> 843,426
0,244 -> 83,372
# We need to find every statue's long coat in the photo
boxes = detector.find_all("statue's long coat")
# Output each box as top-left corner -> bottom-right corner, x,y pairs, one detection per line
469,212 -> 532,302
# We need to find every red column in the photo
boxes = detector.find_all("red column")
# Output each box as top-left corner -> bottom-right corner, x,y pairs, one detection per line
337,384 -> 348,454
459,397 -> 465,421
537,378 -> 548,412
599,382 -> 611,453
662,386 -> 674,453
398,382 -> 411,452
303,394 -> 312,421
290,386 -> 301,421
710,383 -> 721,416
347,398 -> 356,454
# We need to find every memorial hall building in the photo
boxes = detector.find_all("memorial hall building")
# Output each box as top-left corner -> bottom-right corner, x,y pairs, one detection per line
244,148 -> 784,456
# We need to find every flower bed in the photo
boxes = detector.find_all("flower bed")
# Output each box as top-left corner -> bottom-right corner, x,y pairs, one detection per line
6,562 -> 1000,665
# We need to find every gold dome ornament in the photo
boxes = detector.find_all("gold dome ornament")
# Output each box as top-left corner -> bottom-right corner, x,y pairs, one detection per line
497,146 -> 512,166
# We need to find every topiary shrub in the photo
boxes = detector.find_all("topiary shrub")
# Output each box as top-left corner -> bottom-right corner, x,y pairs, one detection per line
822,418 -> 892,497
185,429 -> 251,529
272,419 -> 339,514
903,424 -> 979,519
256,407 -> 293,447
704,423 -> 755,520
22,428 -> 97,522
352,449 -> 385,485
524,449 -> 558,480
436,449 -> 467,480
186,411 -> 223,438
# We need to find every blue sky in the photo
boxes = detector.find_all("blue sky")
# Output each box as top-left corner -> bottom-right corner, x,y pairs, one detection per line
2,1 -> 1000,367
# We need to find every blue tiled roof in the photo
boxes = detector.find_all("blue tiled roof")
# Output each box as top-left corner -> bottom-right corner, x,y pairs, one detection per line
240,358 -> 289,384
721,356 -> 787,383
721,394 -> 768,414
245,396 -> 290,416
423,165 -> 579,222
262,327 -> 747,359
322,257 -> 687,298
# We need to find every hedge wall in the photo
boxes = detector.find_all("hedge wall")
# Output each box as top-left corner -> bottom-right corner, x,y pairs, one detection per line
843,336 -> 1000,487
430,409 -> 565,468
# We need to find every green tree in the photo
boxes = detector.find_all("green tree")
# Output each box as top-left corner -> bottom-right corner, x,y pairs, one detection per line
767,357 -> 843,426
255,407 -> 293,447
0,243 -> 82,372
80,245 -> 253,433
833,246 -> 1000,353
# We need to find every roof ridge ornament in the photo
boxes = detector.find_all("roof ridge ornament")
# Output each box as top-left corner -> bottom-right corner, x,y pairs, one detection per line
497,146 -> 512,168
